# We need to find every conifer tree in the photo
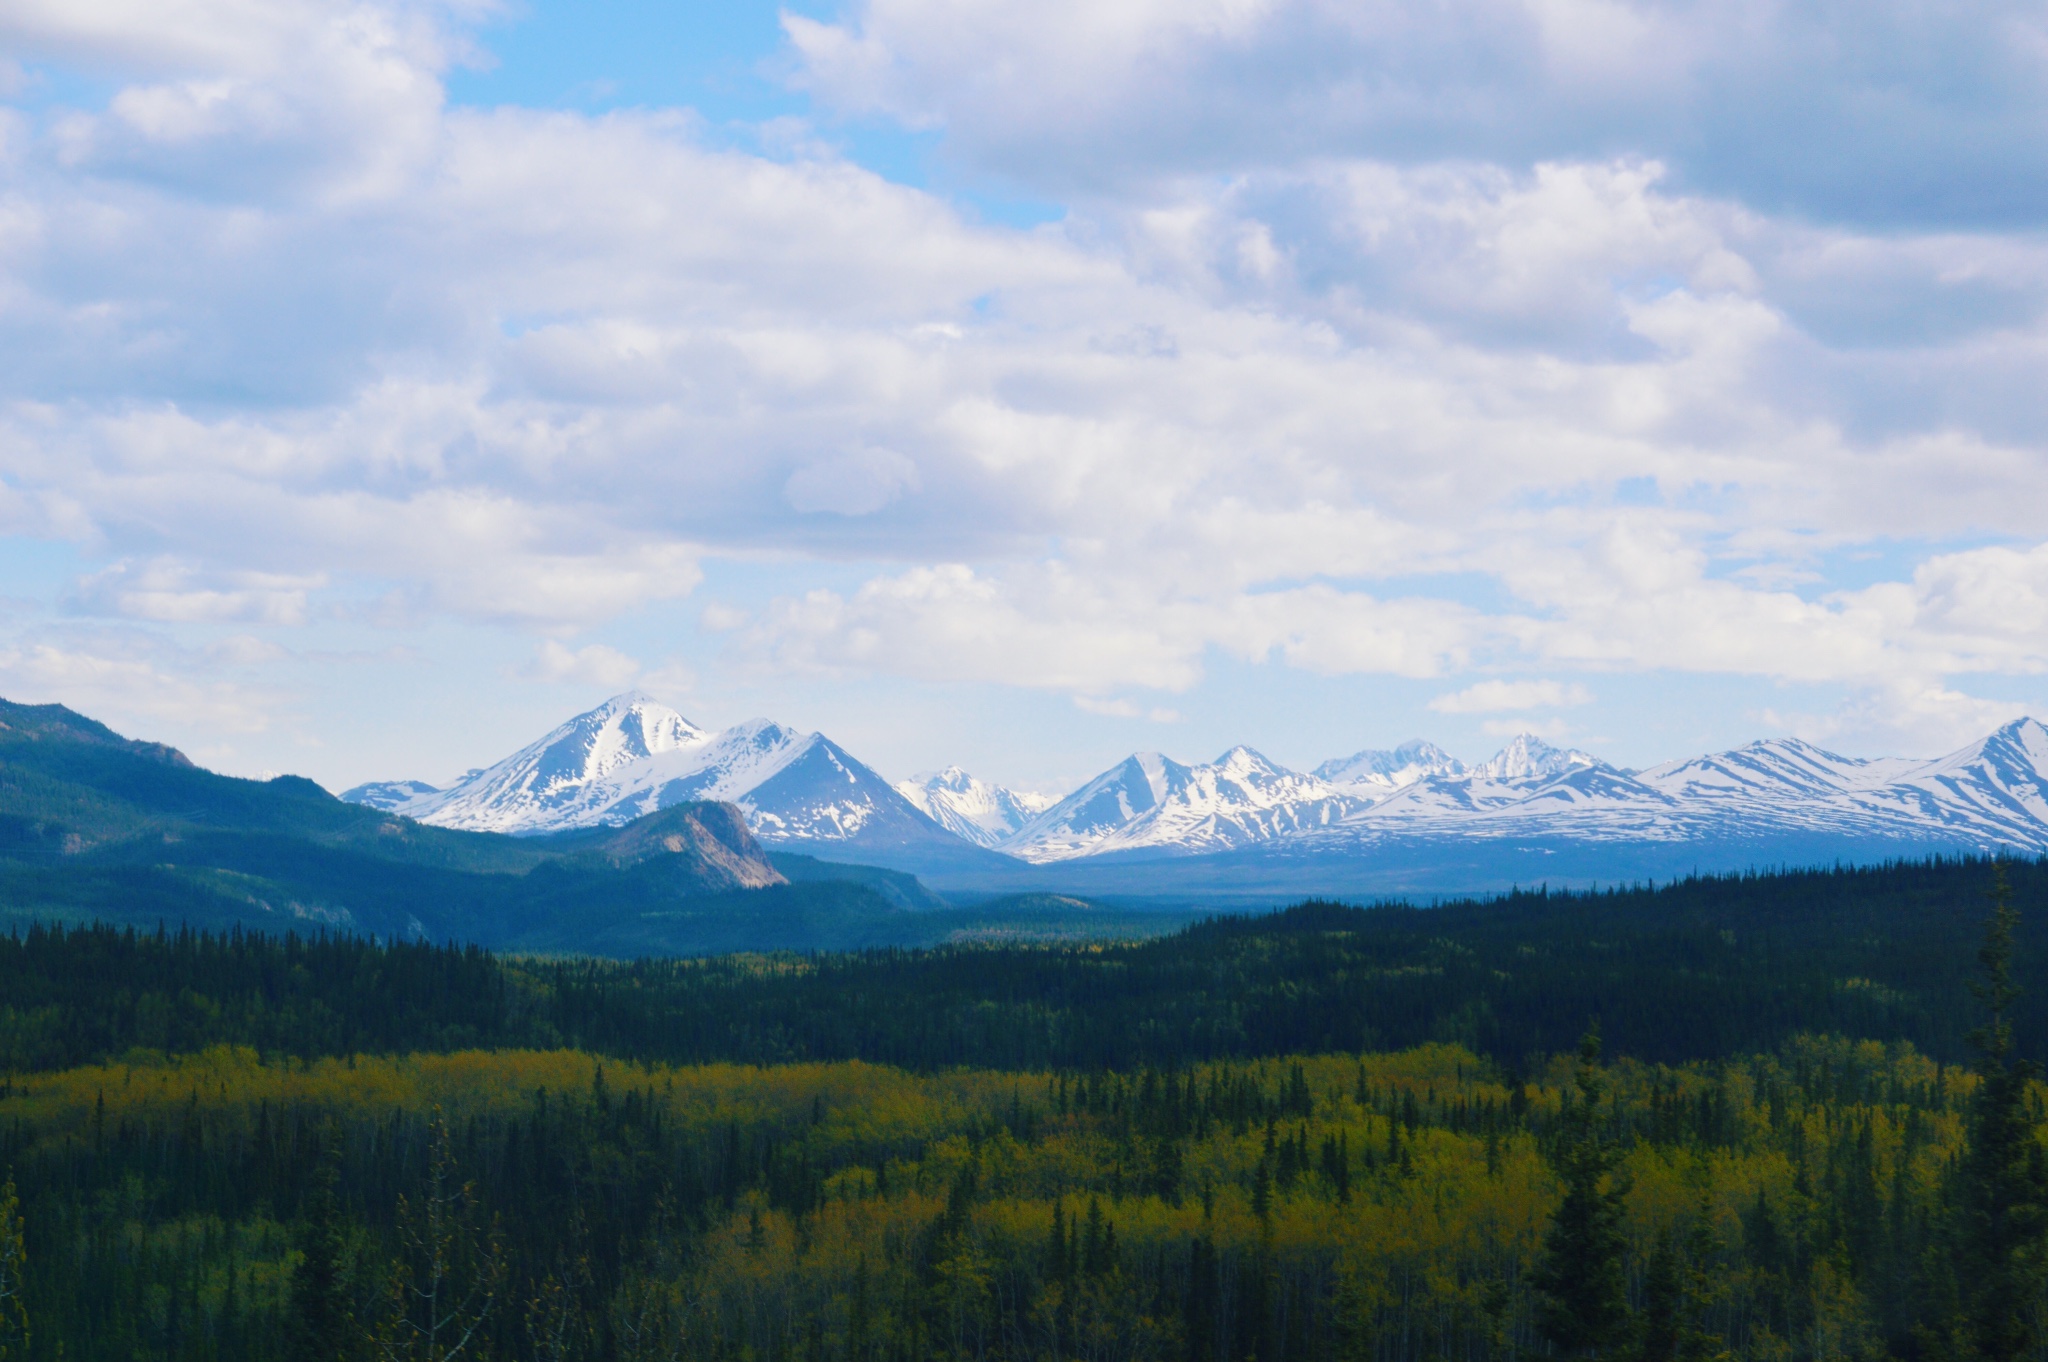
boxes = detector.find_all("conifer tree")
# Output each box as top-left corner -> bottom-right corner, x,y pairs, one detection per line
1532,1026 -> 1632,1359
288,1135 -> 352,1362
0,1173 -> 26,1362
1955,862 -> 2048,1362
1636,1233 -> 1681,1362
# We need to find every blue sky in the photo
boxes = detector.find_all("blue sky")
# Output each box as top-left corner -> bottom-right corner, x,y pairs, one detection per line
1,0 -> 2047,797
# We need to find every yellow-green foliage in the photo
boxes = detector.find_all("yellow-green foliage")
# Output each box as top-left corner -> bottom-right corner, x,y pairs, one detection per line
0,1034 -> 2004,1361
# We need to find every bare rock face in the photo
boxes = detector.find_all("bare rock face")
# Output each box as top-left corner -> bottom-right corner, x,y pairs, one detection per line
584,801 -> 787,892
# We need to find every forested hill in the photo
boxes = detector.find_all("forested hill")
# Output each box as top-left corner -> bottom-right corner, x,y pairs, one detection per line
0,694 -> 953,953
4,854 -> 2041,1074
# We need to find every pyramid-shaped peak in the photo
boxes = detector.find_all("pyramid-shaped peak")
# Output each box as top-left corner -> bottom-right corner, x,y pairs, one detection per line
916,765 -> 978,791
582,693 -> 704,751
1478,733 -> 1600,781
527,692 -> 709,787
1954,715 -> 2048,769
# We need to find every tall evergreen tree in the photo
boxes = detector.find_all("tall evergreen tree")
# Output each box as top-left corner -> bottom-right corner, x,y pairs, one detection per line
289,1136 -> 353,1362
0,1173 -> 26,1362
1636,1232 -> 1681,1362
1532,1026 -> 1632,1359
1955,862 -> 2048,1362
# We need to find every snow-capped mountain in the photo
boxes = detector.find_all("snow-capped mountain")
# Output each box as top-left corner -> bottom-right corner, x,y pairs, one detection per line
344,694 -> 984,867
1001,746 -> 1364,863
894,767 -> 1054,848
1313,740 -> 1465,795
342,778 -> 442,811
1296,721 -> 2048,859
345,695 -> 2048,889
1475,734 -> 1600,782
992,725 -> 2048,868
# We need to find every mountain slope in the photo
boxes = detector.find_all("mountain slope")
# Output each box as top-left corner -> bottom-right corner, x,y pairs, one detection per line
335,691 -> 2048,891
1313,740 -> 1465,794
1002,747 -> 1363,863
0,695 -> 952,951
894,767 -> 1053,847
351,693 -> 1018,876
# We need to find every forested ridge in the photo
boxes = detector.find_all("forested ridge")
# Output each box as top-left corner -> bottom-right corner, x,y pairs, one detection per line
1,856 -> 2047,1360
5,856 -> 2047,1074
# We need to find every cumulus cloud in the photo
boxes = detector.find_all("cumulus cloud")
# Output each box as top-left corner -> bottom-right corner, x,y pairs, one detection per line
66,557 -> 320,625
520,639 -> 642,686
0,633 -> 280,733
0,0 -> 2044,763
732,565 -> 1485,693
1770,677 -> 2038,759
784,448 -> 921,515
786,0 -> 2048,229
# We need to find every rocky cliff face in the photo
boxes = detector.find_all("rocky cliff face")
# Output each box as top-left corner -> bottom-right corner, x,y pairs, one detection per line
574,801 -> 787,892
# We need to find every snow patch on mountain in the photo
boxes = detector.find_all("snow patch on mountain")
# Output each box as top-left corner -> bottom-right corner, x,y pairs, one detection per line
340,778 -> 441,812
345,696 -> 2048,877
1313,740 -> 1465,795
1302,719 -> 2048,858
1475,734 -> 1600,782
348,693 -> 956,855
894,767 -> 1056,848
1002,745 -> 1363,863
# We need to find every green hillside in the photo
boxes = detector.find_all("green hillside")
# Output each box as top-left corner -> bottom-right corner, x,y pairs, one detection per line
0,697 -> 942,951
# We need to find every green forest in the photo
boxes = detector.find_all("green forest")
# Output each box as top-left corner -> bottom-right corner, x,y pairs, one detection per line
2,856 -> 2048,1360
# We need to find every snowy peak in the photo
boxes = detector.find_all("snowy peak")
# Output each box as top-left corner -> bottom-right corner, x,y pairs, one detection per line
1314,740 -> 1465,793
1212,745 -> 1285,779
529,691 -> 709,788
893,766 -> 1055,848
1868,717 -> 2048,838
1002,746 -> 1357,862
1637,736 -> 1900,801
339,694 -> 974,866
339,778 -> 440,813
1001,752 -> 1193,860
569,691 -> 708,770
383,693 -> 716,834
341,695 -> 2048,875
1477,734 -> 1601,782
1929,716 -> 2048,783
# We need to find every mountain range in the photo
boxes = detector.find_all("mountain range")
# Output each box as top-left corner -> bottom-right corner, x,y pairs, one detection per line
0,691 -> 1179,953
342,693 -> 2048,893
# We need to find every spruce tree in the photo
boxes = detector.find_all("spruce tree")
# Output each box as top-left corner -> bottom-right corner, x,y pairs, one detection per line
0,1173 -> 26,1362
1955,862 -> 2048,1362
1636,1232 -> 1680,1362
289,1134 -> 352,1362
1532,1026 -> 1632,1359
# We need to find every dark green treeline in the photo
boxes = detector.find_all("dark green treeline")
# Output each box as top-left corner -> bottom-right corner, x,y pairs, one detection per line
4,855 -> 2047,1075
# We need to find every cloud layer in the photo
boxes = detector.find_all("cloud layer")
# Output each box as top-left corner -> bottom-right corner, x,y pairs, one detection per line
1,0 -> 2046,762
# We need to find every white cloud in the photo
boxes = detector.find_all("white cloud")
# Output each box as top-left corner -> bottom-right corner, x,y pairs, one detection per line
1431,678 -> 1592,713
0,0 -> 2046,768
1770,677 -> 2038,759
784,447 -> 921,515
0,635 -> 279,733
67,557 -> 320,625
520,639 -> 641,686
785,0 -> 2048,230
732,565 -> 1484,692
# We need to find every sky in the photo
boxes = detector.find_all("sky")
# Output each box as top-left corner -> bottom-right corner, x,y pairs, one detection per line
2,0 -> 2048,797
